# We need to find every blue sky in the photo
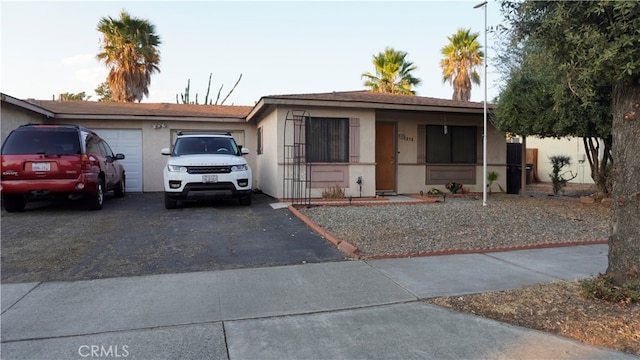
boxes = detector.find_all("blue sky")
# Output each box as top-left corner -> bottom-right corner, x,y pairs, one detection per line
1,1 -> 503,106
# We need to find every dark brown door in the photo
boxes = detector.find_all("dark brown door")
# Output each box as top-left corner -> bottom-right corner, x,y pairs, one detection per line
375,123 -> 396,191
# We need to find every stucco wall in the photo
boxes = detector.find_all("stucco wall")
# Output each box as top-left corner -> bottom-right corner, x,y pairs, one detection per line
525,136 -> 594,184
379,110 -> 507,194
1,103 -> 44,144
255,106 -> 377,199
255,106 -> 507,198
301,107 -> 376,198
254,110 -> 280,197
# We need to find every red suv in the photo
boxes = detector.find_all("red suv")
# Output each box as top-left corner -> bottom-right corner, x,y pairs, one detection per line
1,124 -> 126,212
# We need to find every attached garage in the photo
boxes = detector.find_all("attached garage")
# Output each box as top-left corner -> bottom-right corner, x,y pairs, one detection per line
93,129 -> 143,192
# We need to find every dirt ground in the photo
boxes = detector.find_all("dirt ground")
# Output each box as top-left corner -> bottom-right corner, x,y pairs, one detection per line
422,183 -> 639,356
424,281 -> 640,356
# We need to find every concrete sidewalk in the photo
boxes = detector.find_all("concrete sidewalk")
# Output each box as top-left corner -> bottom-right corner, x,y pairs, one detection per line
1,244 -> 637,359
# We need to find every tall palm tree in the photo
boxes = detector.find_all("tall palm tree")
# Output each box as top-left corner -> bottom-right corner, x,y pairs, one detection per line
362,47 -> 421,95
96,10 -> 161,103
440,28 -> 484,101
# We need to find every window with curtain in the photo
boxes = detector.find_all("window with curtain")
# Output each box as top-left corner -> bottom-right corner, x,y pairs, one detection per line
305,117 -> 349,162
426,125 -> 476,163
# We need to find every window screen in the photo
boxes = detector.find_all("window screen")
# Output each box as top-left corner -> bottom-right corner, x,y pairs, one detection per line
305,117 -> 349,162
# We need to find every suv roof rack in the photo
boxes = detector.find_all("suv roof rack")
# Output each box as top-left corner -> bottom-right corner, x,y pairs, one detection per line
175,131 -> 233,137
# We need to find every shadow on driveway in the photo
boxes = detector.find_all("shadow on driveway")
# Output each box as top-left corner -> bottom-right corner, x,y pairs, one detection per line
1,193 -> 347,283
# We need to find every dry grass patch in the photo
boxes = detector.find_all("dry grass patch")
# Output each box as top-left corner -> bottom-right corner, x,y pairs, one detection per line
425,281 -> 640,356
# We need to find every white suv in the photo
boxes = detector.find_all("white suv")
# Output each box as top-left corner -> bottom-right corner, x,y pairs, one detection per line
161,134 -> 252,209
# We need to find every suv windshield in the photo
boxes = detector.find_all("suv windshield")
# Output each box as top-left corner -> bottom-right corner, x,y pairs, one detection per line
173,137 -> 238,156
2,129 -> 81,155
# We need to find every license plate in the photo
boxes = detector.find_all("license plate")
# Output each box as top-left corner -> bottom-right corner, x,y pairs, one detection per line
32,162 -> 51,171
202,174 -> 218,183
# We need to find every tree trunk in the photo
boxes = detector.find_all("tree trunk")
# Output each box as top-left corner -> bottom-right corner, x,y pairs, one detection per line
607,81 -> 640,287
583,136 -> 613,196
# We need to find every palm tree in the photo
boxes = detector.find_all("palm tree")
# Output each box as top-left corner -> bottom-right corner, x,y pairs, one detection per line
362,47 -> 421,95
96,10 -> 161,103
440,28 -> 484,101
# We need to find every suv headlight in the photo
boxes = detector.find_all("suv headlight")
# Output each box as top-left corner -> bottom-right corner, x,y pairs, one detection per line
167,165 -> 188,172
231,164 -> 248,171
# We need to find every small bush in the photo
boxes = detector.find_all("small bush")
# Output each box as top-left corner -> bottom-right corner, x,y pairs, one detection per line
549,155 -> 577,195
446,181 -> 466,194
427,188 -> 444,195
487,171 -> 499,194
321,185 -> 345,199
581,274 -> 640,305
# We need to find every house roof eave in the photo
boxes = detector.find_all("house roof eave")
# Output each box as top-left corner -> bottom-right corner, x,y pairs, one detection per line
52,114 -> 248,123
246,98 -> 269,123
248,97 -> 489,119
1,93 -> 55,118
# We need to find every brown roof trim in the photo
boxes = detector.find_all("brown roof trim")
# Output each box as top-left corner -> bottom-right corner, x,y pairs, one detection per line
5,91 -> 494,124
247,90 -> 494,121
1,93 -> 55,118
22,99 -> 253,121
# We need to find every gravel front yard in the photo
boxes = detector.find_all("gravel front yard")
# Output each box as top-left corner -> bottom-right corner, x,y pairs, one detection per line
298,193 -> 610,257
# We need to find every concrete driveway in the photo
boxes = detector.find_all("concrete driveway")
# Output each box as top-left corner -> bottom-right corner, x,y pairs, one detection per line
0,193 -> 346,283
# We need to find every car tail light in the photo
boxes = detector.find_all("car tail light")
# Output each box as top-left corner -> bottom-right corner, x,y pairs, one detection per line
81,155 -> 90,170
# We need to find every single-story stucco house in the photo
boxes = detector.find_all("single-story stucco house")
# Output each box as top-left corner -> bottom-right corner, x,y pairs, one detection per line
1,91 -> 505,199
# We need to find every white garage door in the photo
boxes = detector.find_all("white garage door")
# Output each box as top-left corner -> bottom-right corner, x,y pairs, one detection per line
94,129 -> 143,192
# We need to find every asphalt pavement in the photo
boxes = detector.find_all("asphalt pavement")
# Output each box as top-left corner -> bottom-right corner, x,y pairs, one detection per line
0,193 -> 346,283
2,243 -> 637,360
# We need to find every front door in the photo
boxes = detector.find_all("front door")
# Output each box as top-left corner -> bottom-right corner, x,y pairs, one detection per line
375,122 -> 396,192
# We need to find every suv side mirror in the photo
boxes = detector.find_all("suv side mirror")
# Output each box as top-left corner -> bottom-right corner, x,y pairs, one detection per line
161,148 -> 171,155
241,147 -> 249,155
114,153 -> 125,160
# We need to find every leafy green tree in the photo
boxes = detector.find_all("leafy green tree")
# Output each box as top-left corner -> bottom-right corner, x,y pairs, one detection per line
362,47 -> 421,95
492,39 -> 613,195
57,92 -> 91,101
440,28 -> 484,101
500,0 -> 640,287
96,10 -> 161,102
94,82 -> 114,102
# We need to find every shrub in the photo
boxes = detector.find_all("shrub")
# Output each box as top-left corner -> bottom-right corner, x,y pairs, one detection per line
487,171 -> 504,193
321,185 -> 345,199
445,181 -> 466,194
549,155 -> 577,195
581,274 -> 640,305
